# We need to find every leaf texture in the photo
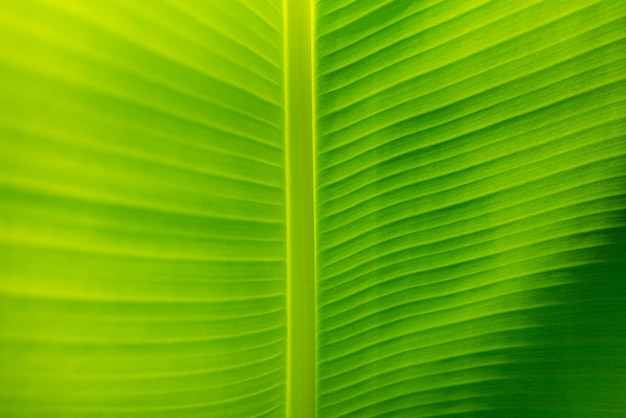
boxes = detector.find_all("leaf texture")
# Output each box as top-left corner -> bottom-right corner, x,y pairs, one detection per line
1,0 -> 626,417
0,1 -> 286,416
314,0 -> 626,416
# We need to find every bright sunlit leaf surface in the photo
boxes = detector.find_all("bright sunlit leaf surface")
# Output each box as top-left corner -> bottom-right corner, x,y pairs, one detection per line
1,0 -> 626,417
0,1 -> 286,417
315,0 -> 626,416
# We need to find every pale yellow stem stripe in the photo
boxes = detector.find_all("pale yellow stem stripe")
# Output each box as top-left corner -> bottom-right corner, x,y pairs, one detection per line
284,0 -> 316,417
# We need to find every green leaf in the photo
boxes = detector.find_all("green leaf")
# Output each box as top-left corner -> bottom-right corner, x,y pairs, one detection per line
0,1 -> 286,416
1,1 -> 625,417
315,0 -> 626,416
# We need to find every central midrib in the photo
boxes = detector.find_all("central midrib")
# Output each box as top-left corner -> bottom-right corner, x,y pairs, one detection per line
284,0 -> 316,417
